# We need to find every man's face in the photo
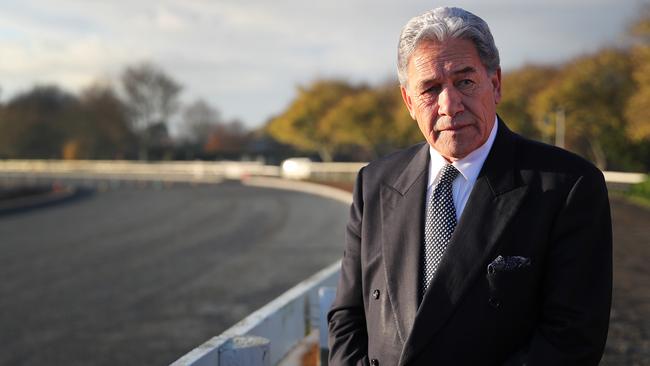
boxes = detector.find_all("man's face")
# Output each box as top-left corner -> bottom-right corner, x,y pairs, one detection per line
401,38 -> 501,161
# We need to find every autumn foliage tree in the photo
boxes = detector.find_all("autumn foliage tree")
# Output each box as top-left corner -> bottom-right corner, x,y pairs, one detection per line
203,120 -> 249,154
177,99 -> 251,158
319,82 -> 421,159
625,4 -> 650,143
497,65 -> 558,140
528,49 -> 635,169
266,80 -> 360,161
266,80 -> 421,161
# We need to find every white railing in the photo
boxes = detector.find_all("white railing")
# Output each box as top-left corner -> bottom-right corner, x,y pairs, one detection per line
0,159 -> 644,185
171,261 -> 340,366
0,160 -> 280,182
602,171 -> 646,184
281,159 -> 367,181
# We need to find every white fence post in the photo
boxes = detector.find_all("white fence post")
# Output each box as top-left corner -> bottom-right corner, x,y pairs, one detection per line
219,336 -> 271,366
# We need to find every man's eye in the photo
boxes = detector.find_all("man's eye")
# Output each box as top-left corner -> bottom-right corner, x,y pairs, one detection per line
457,79 -> 475,89
421,86 -> 440,95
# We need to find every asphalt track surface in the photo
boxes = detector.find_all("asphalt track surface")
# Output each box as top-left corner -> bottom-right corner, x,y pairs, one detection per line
0,182 -> 349,366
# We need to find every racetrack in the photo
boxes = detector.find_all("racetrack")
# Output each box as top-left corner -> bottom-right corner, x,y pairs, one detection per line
0,181 -> 349,366
0,182 -> 647,365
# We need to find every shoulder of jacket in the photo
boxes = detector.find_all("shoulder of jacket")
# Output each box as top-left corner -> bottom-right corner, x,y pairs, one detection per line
362,142 -> 426,174
512,134 -> 604,183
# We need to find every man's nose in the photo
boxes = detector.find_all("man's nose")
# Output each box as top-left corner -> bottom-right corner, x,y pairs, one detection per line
437,86 -> 464,117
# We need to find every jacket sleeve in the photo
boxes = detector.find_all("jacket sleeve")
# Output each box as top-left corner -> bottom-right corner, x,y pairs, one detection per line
327,168 -> 370,366
506,168 -> 613,366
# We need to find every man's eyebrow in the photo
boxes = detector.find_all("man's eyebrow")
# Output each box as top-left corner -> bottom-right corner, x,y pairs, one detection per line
415,79 -> 437,92
415,66 -> 478,90
453,66 -> 477,75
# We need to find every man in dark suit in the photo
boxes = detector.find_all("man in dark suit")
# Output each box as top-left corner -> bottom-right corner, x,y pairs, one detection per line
327,7 -> 612,366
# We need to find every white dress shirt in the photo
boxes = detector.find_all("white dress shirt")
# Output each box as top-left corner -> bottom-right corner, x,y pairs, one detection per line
426,117 -> 498,220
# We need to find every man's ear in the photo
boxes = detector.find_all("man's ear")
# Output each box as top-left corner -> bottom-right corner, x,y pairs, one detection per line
400,85 -> 416,120
491,67 -> 502,104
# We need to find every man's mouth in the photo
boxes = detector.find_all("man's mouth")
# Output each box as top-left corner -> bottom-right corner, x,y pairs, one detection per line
436,124 -> 470,132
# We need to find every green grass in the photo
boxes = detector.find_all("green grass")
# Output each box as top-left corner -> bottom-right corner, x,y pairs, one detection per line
626,175 -> 650,208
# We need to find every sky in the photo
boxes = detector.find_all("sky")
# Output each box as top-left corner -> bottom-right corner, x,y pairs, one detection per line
0,0 -> 645,130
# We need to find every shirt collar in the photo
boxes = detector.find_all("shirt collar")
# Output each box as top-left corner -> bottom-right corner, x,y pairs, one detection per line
428,116 -> 499,187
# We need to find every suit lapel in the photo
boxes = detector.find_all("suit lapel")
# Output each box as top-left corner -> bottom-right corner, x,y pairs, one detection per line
380,143 -> 429,343
399,121 -> 529,365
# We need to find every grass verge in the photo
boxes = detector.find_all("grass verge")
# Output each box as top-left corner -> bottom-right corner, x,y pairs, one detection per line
624,175 -> 650,208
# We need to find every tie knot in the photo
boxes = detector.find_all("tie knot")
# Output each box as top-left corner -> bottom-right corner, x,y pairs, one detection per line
440,164 -> 459,184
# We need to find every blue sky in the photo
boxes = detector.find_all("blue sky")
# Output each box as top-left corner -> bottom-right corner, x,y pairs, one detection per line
0,0 -> 644,129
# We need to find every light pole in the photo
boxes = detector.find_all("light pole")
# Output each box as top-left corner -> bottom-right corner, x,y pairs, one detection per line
555,108 -> 565,149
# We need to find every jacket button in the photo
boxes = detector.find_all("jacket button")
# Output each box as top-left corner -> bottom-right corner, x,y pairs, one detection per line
372,289 -> 380,299
488,297 -> 501,308
370,358 -> 379,366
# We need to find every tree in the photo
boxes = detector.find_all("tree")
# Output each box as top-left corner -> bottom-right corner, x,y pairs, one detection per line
180,99 -> 222,146
383,83 -> 423,149
318,88 -> 385,159
319,82 -> 421,159
74,83 -> 136,159
121,62 -> 182,160
0,85 -> 77,159
203,119 -> 249,155
625,5 -> 650,142
266,79 -> 360,161
497,65 -> 558,140
529,49 -> 635,169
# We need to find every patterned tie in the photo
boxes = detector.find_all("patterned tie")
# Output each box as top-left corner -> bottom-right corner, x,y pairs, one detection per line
422,164 -> 460,296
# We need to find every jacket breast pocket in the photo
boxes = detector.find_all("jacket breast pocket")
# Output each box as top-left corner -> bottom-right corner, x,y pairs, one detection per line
486,268 -> 532,294
485,255 -> 533,294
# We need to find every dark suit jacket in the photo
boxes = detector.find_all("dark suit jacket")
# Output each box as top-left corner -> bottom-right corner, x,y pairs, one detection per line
327,119 -> 612,366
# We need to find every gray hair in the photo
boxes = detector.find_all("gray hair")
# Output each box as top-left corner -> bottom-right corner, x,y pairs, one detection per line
397,7 -> 500,87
